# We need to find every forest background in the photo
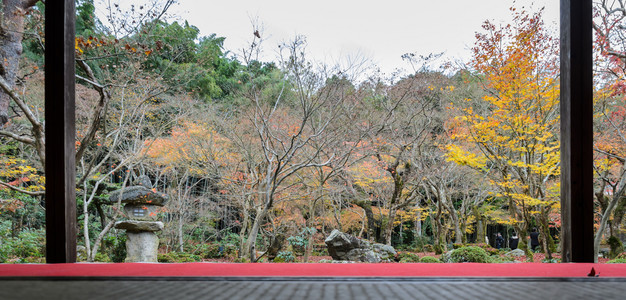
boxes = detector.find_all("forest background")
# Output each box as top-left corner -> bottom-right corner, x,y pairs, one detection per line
0,0 -> 625,264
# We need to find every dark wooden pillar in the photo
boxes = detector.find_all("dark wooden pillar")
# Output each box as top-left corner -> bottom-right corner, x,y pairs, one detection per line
45,0 -> 77,263
560,0 -> 594,262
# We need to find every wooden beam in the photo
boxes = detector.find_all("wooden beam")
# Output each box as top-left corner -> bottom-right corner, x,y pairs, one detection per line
45,0 -> 77,263
560,0 -> 594,262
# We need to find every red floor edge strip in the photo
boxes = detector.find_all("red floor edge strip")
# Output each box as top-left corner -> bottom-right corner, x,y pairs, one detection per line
1,263 -> 626,277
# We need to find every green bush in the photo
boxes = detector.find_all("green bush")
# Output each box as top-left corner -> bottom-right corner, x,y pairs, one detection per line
607,236 -> 624,259
157,252 -> 202,263
410,236 -> 432,252
397,252 -> 420,263
607,258 -> 626,264
17,256 -> 45,263
452,243 -> 464,249
273,251 -> 295,263
94,253 -> 111,262
487,255 -> 515,263
195,243 -> 222,259
419,256 -> 442,263
287,236 -> 307,255
110,233 -> 127,263
447,246 -> 489,263
471,243 -> 499,255
233,257 -> 250,263
422,244 -> 434,252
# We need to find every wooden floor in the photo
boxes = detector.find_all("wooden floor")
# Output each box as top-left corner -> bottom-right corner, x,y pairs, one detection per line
1,277 -> 626,300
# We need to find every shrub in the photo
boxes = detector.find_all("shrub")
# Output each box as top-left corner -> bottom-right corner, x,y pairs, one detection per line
422,244 -> 434,252
607,258 -> 626,264
607,236 -> 624,259
110,233 -> 127,263
195,243 -> 222,259
94,253 -> 111,262
312,244 -> 328,256
157,252 -> 202,263
287,236 -> 307,255
397,252 -> 421,263
12,229 -> 45,258
273,251 -> 296,263
452,243 -> 464,249
18,256 -> 45,263
447,246 -> 489,263
410,236 -> 432,252
616,252 -> 626,259
419,256 -> 442,263
472,243 -> 499,255
487,255 -> 515,263
233,257 -> 250,263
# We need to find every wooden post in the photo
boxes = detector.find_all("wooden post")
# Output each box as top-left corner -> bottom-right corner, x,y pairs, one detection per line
560,0 -> 594,262
45,0 -> 77,263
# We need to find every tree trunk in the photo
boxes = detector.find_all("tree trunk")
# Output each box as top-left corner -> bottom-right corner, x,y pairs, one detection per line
352,200 -> 376,241
448,206 -> 462,244
476,209 -> 485,244
0,0 -> 36,124
177,212 -> 184,252
594,172 -> 626,262
384,206 -> 397,246
246,203 -> 270,262
414,209 -> 422,238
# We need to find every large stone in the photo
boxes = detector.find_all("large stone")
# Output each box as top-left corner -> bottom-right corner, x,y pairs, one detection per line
324,230 -> 396,263
115,220 -> 164,232
108,186 -> 168,206
505,249 -> 526,257
125,231 -> 159,262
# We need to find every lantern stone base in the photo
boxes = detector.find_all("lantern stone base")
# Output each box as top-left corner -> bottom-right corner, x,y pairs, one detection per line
125,231 -> 159,262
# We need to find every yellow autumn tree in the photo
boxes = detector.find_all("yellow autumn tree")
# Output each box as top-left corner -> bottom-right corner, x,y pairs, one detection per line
446,8 -> 560,258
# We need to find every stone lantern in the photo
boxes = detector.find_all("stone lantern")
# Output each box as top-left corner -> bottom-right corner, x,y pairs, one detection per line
110,176 -> 168,262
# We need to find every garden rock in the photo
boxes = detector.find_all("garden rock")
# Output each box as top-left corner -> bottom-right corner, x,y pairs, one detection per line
324,229 -> 396,263
505,249 -> 525,257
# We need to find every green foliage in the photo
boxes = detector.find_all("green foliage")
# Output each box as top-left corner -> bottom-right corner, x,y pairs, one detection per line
607,258 -> 626,264
607,236 -> 624,259
287,235 -> 308,248
419,256 -> 442,263
76,0 -> 97,35
109,233 -> 127,263
471,243 -> 499,255
487,255 -> 515,263
273,251 -> 296,263
447,246 -> 489,263
233,257 -> 250,263
195,243 -> 222,259
93,252 -> 112,262
452,243 -> 464,249
433,243 -> 445,255
157,252 -> 202,263
409,236 -> 432,252
0,220 -> 45,262
397,252 -> 421,263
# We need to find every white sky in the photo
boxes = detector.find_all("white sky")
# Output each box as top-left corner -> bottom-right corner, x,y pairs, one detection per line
101,0 -> 560,76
